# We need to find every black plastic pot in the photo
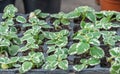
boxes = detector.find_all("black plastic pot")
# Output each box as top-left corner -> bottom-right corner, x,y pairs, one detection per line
0,0 -> 15,13
0,68 -> 109,74
23,0 -> 61,14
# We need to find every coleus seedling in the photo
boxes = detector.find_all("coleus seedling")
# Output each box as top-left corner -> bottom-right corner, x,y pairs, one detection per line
18,52 -> 44,73
20,24 -> 44,52
51,12 -> 71,29
68,22 -> 104,71
95,11 -> 120,30
43,47 -> 68,70
0,4 -> 20,56
101,31 -> 120,46
19,13 -> 52,52
73,57 -> 100,71
109,47 -> 120,74
2,4 -> 18,19
0,57 -> 19,69
33,9 -> 49,19
74,6 -> 96,23
43,29 -> 69,47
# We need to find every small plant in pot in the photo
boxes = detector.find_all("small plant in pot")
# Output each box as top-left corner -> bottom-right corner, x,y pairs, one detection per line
0,4 -> 120,74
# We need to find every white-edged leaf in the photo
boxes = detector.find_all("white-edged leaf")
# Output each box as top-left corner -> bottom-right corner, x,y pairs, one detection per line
90,46 -> 104,58
16,16 -> 26,23
58,60 -> 68,70
73,64 -> 85,71
21,61 -> 33,73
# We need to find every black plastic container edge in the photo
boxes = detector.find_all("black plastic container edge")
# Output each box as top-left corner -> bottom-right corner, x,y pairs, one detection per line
0,68 -> 110,74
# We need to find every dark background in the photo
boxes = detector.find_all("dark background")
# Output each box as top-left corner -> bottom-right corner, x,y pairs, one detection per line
15,0 -> 100,13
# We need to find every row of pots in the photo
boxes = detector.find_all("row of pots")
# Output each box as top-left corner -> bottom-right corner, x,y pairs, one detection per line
96,0 -> 120,12
0,0 -> 61,13
0,0 -> 120,14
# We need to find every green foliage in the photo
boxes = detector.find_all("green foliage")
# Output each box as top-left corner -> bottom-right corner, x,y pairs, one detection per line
16,16 -> 26,23
43,47 -> 68,70
0,4 -> 120,74
51,12 -> 70,29
0,4 -> 20,56
43,30 -> 69,47
109,47 -> 120,74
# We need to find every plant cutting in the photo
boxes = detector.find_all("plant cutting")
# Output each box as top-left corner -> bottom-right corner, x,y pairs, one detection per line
0,4 -> 120,74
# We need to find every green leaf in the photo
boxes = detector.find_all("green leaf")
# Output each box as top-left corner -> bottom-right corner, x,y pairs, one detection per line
68,43 -> 77,55
80,59 -> 88,64
29,17 -> 39,25
46,54 -> 57,63
19,46 -> 28,52
61,19 -> 70,25
58,60 -> 68,70
90,46 -> 104,58
18,56 -> 29,62
27,43 -> 39,49
21,61 -> 33,73
116,14 -> 120,21
0,25 -> 9,34
38,13 -> 49,18
2,4 -> 18,19
77,42 -> 90,54
10,57 -> 19,63
47,46 -> 56,54
75,6 -> 95,13
110,47 -> 120,58
43,32 -> 56,39
43,62 -> 57,70
34,9 -> 41,15
0,39 -> 10,46
13,38 -> 21,45
110,62 -> 120,74
89,39 -> 100,46
16,16 -> 26,23
80,21 -> 86,28
0,57 -> 9,64
56,36 -> 68,47
21,34 -> 32,41
60,30 -> 69,36
53,20 -> 60,26
73,64 -> 85,71
67,11 -> 80,19
6,18 -> 14,26
86,11 -> 96,22
88,58 -> 100,66
9,45 -> 19,56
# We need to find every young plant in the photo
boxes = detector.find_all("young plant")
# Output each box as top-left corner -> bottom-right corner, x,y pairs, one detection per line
20,25 -> 44,52
101,31 -> 120,46
33,9 -> 49,19
18,52 -> 44,73
69,22 -> 104,71
43,29 -> 69,47
0,57 -> 19,69
74,6 -> 96,23
95,11 -> 120,30
19,14 -> 51,52
109,47 -> 120,74
51,12 -> 70,29
0,4 -> 20,56
43,47 -> 68,70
